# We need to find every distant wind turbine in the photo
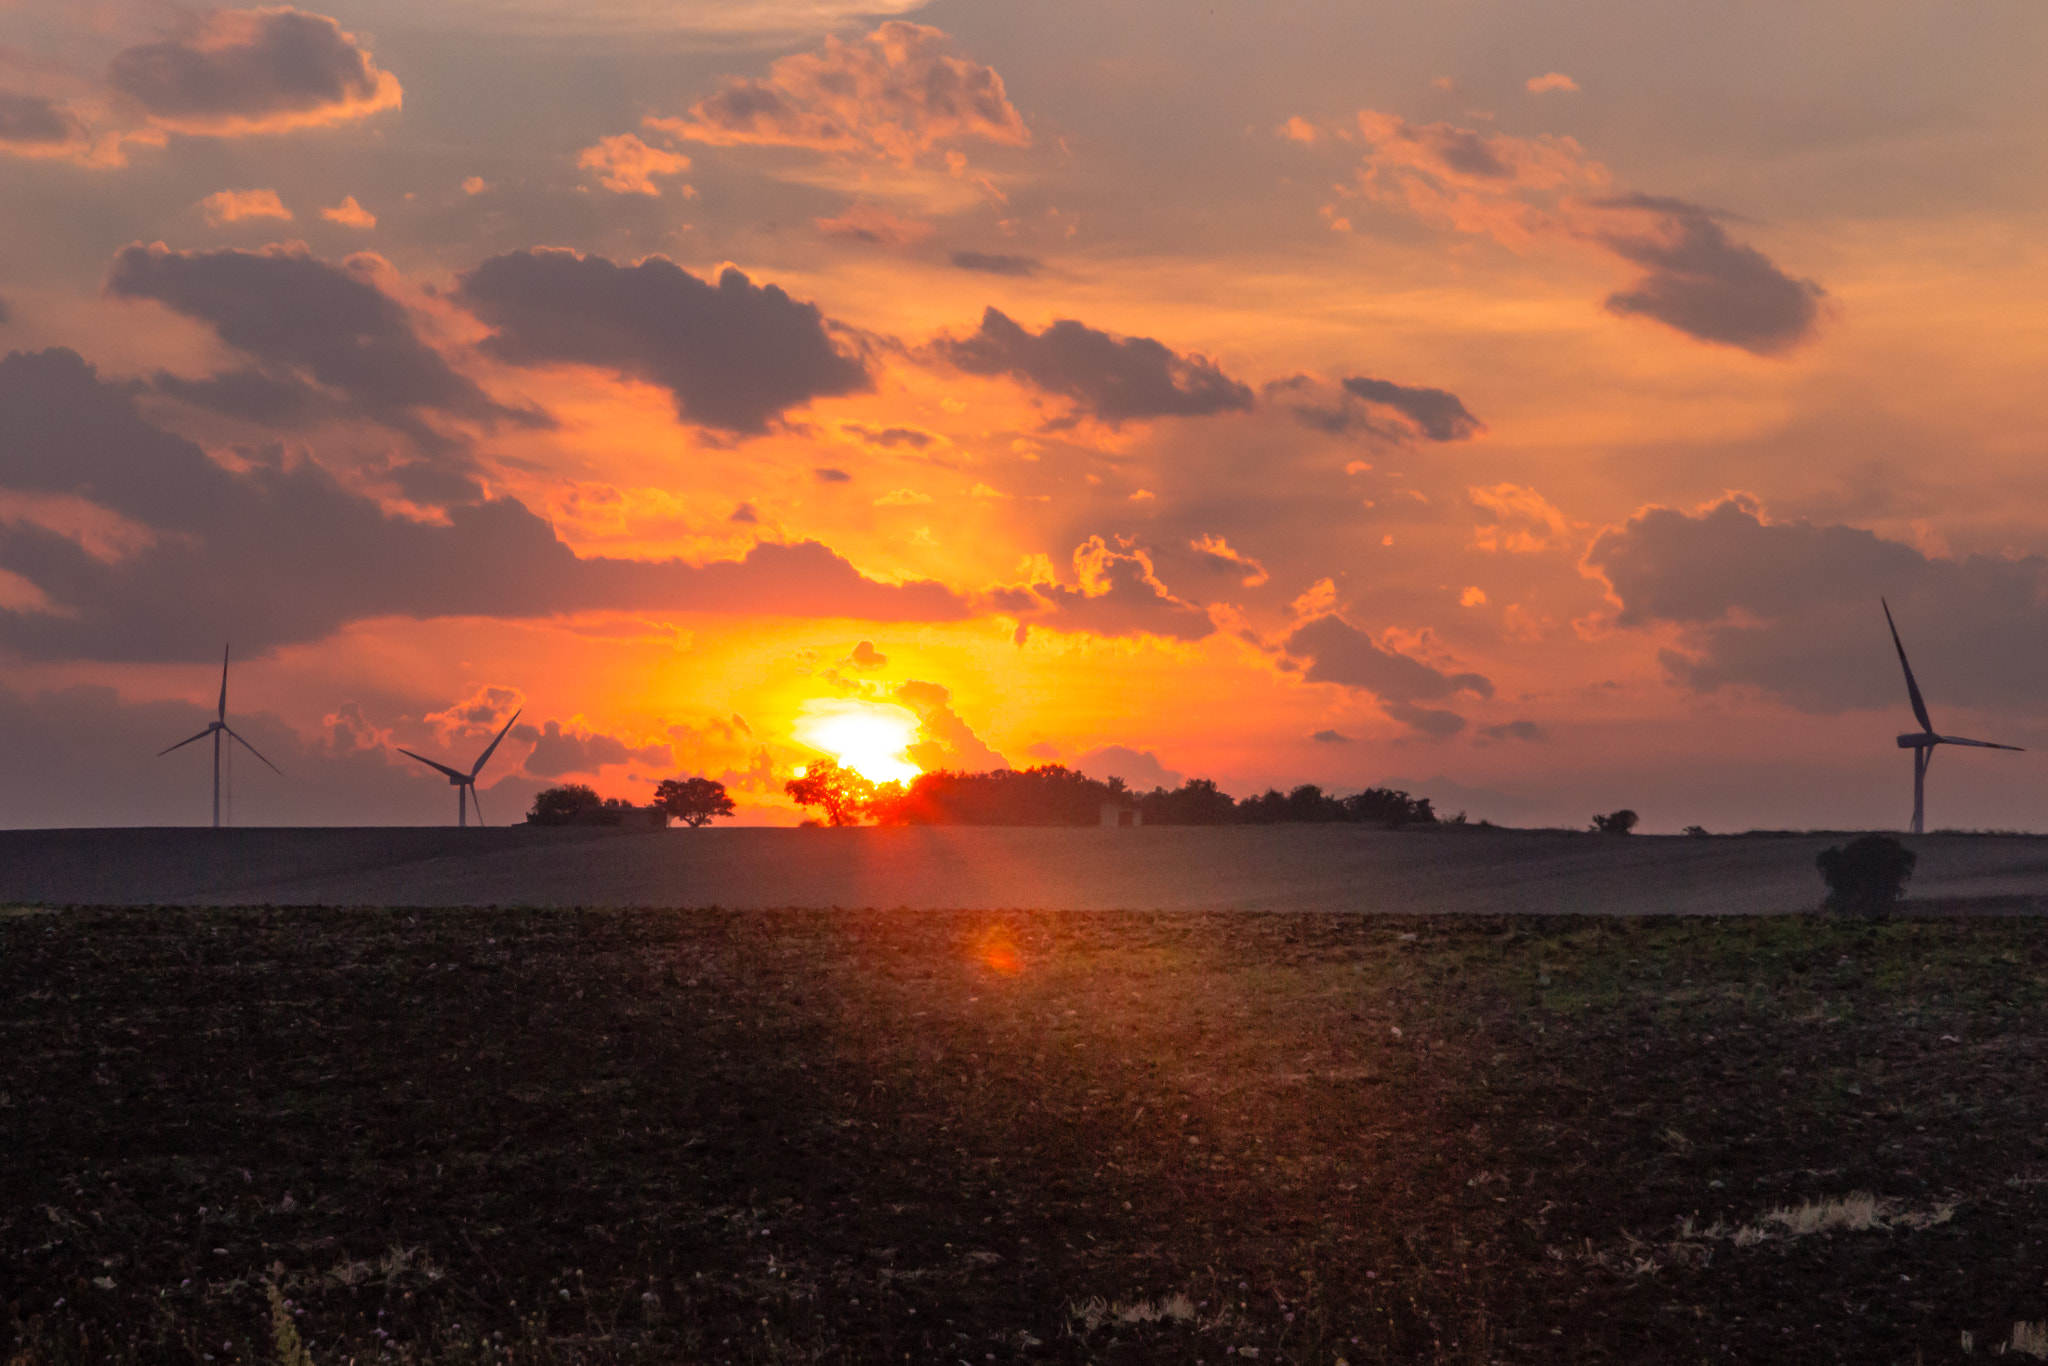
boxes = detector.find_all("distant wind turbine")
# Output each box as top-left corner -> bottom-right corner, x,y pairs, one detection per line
1884,599 -> 2021,834
399,709 -> 522,826
157,644 -> 282,828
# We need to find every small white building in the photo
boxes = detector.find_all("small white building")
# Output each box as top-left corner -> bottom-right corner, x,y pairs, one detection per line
1099,802 -> 1142,828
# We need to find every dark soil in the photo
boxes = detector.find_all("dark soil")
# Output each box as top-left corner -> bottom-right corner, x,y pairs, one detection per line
6,907 -> 2048,1364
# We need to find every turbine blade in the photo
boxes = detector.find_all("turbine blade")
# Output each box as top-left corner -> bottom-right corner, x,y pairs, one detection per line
398,747 -> 470,782
224,726 -> 283,775
470,706 -> 523,779
1936,734 -> 2025,751
469,783 -> 487,827
218,643 -> 230,722
1882,598 -> 1935,734
157,727 -> 214,757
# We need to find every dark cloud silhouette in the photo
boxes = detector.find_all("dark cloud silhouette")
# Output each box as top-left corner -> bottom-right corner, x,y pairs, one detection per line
1284,614 -> 1492,734
513,719 -> 668,778
842,640 -> 887,669
456,249 -> 869,435
106,6 -> 401,136
1274,373 -> 1483,443
1596,195 -> 1824,355
813,467 -> 852,482
107,243 -> 535,448
941,308 -> 1254,426
730,503 -> 759,523
0,91 -> 87,148
951,251 -> 1040,277
1586,495 -> 2048,714
0,349 -> 968,661
1311,728 -> 1353,743
1340,377 -> 1484,441
1478,719 -> 1547,742
844,424 -> 933,448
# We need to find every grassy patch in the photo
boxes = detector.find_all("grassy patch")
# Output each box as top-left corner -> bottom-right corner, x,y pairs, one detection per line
6,910 -> 2048,1362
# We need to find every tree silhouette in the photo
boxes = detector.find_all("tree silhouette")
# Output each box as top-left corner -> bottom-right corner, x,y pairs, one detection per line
528,783 -> 603,826
1591,809 -> 1639,835
784,758 -> 877,826
1817,833 -> 1916,918
653,776 -> 735,827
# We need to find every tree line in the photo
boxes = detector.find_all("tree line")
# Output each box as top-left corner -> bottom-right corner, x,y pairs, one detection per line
524,762 -> 1442,829
786,760 -> 1440,828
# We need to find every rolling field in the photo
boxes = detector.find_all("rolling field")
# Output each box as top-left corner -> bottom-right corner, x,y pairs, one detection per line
9,903 -> 2048,1363
6,825 -> 2048,911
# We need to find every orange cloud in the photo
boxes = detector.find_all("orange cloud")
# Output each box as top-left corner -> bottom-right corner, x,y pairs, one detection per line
107,7 -> 402,137
319,195 -> 375,228
577,130 -> 692,196
654,21 -> 1029,166
815,202 -> 934,246
1526,72 -> 1579,94
1470,483 -> 1574,554
199,187 -> 291,224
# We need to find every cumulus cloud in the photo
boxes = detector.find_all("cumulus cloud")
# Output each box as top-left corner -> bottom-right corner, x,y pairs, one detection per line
815,203 -> 933,245
107,241 -> 534,448
1311,729 -> 1353,743
1584,495 -> 2048,715
1283,613 -> 1493,735
940,308 -> 1253,427
1189,534 -> 1268,587
0,348 -> 969,661
0,91 -> 97,162
1073,744 -> 1182,791
1526,73 -> 1579,93
577,130 -> 692,195
842,639 -> 886,669
106,7 -> 402,137
456,249 -> 869,435
951,251 -> 1040,277
1014,537 -> 1214,642
1340,376 -> 1483,441
319,195 -> 375,228
1351,110 -> 1823,354
656,21 -> 1028,165
513,718 -> 669,778
1470,483 -> 1574,553
199,188 -> 292,225
1594,194 -> 1825,355
893,678 -> 1007,772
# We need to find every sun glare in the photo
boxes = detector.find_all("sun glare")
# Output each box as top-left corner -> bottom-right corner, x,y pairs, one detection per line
792,700 -> 922,784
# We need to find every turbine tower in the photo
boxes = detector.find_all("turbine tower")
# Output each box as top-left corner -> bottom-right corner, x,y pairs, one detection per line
1884,599 -> 2021,834
157,644 -> 282,828
399,708 -> 522,826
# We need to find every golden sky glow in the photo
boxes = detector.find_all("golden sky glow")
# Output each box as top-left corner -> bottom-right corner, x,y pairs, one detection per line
4,2 -> 2048,830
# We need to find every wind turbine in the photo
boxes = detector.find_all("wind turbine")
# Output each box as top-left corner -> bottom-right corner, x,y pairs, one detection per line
1884,599 -> 2021,834
399,709 -> 522,826
157,644 -> 282,828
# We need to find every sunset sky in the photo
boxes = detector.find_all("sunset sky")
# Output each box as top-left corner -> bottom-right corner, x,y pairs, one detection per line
4,0 -> 2048,830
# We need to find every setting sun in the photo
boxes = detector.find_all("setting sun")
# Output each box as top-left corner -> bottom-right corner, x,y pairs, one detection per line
791,700 -> 923,785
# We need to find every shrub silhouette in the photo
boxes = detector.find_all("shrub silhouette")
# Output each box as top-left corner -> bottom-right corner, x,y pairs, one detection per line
1591,809 -> 1639,835
1817,833 -> 1917,917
